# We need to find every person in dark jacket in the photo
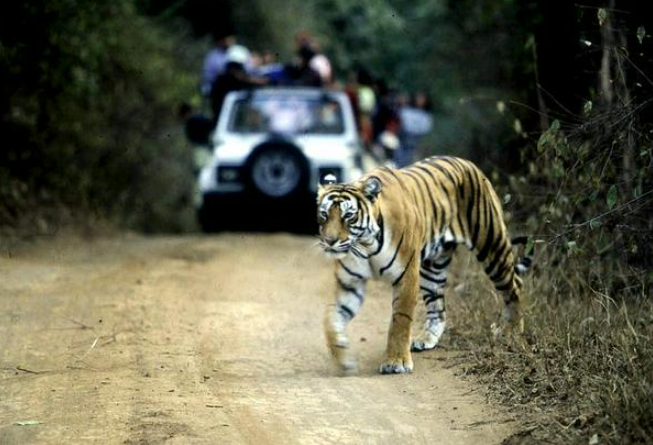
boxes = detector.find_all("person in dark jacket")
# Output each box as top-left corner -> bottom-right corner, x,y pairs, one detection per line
283,44 -> 322,87
210,45 -> 267,124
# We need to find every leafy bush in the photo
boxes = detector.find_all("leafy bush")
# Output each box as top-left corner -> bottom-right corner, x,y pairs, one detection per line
448,6 -> 653,442
0,0 -> 197,232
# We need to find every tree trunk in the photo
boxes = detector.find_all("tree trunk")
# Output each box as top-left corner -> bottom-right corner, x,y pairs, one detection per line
531,38 -> 550,132
599,3 -> 614,106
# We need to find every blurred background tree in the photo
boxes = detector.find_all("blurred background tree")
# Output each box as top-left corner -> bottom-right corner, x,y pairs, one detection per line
0,0 -> 198,232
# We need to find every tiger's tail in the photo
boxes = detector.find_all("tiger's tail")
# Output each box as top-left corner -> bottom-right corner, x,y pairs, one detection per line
511,236 -> 534,276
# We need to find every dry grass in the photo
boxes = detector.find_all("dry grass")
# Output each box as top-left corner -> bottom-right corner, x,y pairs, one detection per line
444,250 -> 653,444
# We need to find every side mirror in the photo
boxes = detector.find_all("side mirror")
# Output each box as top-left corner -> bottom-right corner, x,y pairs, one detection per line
185,114 -> 213,146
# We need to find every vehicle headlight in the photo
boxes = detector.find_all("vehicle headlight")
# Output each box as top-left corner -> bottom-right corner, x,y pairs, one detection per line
318,167 -> 343,183
217,166 -> 242,183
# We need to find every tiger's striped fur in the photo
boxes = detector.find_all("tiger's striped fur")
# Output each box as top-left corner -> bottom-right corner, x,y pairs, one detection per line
317,156 -> 532,374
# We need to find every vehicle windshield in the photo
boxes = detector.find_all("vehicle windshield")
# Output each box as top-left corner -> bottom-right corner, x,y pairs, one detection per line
228,95 -> 345,135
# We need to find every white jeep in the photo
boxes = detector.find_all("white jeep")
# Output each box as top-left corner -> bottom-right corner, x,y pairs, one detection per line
197,87 -> 365,230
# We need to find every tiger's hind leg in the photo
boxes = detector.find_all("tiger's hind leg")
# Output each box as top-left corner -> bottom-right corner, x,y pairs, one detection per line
411,247 -> 455,352
493,274 -> 525,339
480,236 -> 525,338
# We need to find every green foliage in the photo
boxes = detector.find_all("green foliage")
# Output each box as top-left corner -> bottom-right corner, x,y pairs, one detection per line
311,0 -> 411,81
606,185 -> 617,210
493,43 -> 653,445
0,0 -> 197,232
475,5 -> 652,442
597,8 -> 607,27
636,26 -> 646,45
513,95 -> 653,289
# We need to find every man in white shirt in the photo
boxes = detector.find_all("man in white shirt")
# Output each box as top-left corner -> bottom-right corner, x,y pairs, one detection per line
200,30 -> 236,96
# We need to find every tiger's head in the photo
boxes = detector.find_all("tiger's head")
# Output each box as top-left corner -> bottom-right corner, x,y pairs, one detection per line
317,175 -> 382,259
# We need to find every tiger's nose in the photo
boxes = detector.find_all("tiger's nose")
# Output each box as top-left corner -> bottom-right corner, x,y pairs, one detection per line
323,237 -> 339,246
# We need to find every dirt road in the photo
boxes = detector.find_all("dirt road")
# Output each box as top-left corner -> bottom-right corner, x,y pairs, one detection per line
0,234 -> 515,444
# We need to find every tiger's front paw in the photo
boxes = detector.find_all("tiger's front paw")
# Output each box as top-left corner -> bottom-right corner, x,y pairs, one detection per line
332,345 -> 357,373
379,354 -> 413,374
326,333 -> 357,373
500,306 -> 525,335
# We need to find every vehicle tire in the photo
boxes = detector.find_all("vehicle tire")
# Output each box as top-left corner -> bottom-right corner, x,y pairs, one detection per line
245,144 -> 309,199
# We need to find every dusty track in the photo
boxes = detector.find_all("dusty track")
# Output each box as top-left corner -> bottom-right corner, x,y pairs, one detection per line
0,234 -> 516,444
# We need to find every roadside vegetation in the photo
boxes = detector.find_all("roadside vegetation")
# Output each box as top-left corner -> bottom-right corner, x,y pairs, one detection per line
0,1 -> 198,233
446,5 -> 653,443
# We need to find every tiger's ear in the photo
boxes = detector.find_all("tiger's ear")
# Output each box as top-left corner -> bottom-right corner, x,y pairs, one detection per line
362,176 -> 382,202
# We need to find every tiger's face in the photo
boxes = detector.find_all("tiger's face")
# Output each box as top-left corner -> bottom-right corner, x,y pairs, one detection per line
317,176 -> 382,259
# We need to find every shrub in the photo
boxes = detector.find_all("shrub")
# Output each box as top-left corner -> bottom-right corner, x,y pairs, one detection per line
0,1 -> 198,232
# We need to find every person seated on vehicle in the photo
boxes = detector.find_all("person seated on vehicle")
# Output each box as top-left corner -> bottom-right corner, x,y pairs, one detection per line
294,31 -> 333,86
283,44 -> 322,87
210,45 -> 268,124
201,28 -> 236,97
249,49 -> 288,84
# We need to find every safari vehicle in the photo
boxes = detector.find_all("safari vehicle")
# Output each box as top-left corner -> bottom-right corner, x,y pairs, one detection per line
196,87 -> 364,231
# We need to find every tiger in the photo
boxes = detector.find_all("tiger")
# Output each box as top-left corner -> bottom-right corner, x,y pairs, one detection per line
317,156 -> 533,374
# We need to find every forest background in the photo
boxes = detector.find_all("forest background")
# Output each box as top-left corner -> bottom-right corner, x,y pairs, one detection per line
1,1 -> 652,443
